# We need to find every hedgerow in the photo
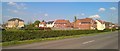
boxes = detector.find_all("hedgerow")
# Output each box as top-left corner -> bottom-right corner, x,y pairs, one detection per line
2,29 -> 113,42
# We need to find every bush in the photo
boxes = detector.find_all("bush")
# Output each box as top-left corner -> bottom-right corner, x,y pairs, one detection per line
2,30 -> 112,42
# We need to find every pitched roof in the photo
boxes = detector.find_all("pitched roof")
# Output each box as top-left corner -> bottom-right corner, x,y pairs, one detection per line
39,22 -> 46,24
97,20 -> 105,24
55,19 -> 70,24
8,18 -> 24,21
47,21 -> 54,24
77,18 -> 94,22
105,22 -> 114,25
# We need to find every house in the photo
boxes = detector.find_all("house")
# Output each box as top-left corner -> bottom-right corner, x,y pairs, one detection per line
54,19 -> 72,28
6,18 -> 24,28
104,22 -> 112,29
39,22 -> 46,28
95,20 -> 105,30
39,21 -> 55,28
73,18 -> 96,30
71,22 -> 74,28
104,22 -> 118,29
46,21 -> 55,28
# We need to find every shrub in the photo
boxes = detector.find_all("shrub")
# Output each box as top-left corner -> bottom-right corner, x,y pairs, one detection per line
2,30 -> 113,42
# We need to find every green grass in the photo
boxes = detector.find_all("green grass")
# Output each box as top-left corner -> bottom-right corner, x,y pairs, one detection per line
2,31 -> 115,47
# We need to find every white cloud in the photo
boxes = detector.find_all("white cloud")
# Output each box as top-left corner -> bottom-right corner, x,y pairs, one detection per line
12,10 -> 18,13
7,2 -> 17,6
110,7 -> 116,10
7,2 -> 27,10
81,13 -> 85,16
7,9 -> 18,13
16,3 -> 27,9
99,8 -> 106,12
89,15 -> 100,18
7,9 -> 28,15
44,13 -> 48,17
75,13 -> 85,17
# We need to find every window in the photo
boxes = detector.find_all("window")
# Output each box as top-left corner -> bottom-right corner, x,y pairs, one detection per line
64,24 -> 66,25
81,22 -> 90,24
79,23 -> 81,25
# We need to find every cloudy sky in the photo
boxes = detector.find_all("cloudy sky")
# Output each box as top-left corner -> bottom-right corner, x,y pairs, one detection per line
2,2 -> 118,24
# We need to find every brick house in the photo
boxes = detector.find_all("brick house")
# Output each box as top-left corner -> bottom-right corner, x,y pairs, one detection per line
73,18 -> 96,30
54,19 -> 72,28
71,22 -> 74,28
104,22 -> 118,29
6,18 -> 24,28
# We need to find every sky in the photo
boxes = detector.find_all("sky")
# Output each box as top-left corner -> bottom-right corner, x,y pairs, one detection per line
2,0 -> 120,2
2,2 -> 118,24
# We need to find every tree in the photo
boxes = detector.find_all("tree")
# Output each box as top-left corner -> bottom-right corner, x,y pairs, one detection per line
34,20 -> 40,27
27,20 -> 33,25
34,20 -> 40,25
26,21 -> 34,28
74,16 -> 77,22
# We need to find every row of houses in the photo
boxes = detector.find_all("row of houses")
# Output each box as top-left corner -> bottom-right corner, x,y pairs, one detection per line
39,18 -> 118,30
39,20 -> 72,28
4,18 -> 118,30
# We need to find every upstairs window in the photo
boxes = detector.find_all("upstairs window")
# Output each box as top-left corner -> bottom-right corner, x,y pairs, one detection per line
81,22 -> 91,24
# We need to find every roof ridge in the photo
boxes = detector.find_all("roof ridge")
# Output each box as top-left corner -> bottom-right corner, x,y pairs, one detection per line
8,18 -> 24,21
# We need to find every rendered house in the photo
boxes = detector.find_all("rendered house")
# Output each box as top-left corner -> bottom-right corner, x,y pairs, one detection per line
54,19 -> 72,28
73,18 -> 96,30
39,21 -> 55,28
95,20 -> 105,30
39,22 -> 46,27
46,21 -> 55,28
6,18 -> 24,28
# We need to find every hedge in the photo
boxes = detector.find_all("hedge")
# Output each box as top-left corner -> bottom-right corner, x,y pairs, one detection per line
2,29 -> 114,42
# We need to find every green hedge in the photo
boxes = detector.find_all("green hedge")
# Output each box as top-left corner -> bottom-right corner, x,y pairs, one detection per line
2,29 -> 113,42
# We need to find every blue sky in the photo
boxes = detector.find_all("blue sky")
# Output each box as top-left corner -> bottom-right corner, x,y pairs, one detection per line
2,2 -> 118,24
2,0 -> 120,2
